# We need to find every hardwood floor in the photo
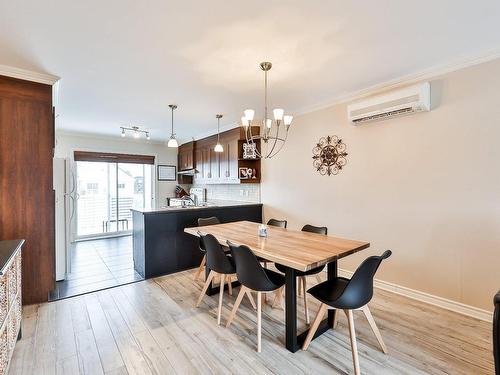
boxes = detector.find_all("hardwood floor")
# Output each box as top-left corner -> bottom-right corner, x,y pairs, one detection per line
49,236 -> 143,300
12,269 -> 493,374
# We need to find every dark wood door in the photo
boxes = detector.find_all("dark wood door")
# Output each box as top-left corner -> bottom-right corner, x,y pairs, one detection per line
0,75 -> 55,304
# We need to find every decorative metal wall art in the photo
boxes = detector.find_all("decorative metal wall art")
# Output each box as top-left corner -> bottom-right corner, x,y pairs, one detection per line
312,135 -> 348,175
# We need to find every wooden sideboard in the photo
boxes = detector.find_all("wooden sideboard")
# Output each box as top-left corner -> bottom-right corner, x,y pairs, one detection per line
0,240 -> 23,375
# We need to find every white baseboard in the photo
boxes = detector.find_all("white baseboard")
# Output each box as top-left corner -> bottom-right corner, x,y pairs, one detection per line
336,268 -> 493,322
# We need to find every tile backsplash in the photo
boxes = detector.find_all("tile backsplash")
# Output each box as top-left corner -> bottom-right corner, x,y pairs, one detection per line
184,183 -> 260,203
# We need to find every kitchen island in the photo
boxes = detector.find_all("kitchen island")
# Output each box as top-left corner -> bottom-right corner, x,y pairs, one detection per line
131,202 -> 262,279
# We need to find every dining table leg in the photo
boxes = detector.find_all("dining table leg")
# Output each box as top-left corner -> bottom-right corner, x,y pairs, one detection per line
292,260 -> 338,352
285,267 -> 298,352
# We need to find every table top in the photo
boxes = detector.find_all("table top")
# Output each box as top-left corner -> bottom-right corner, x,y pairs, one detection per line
184,221 -> 370,272
0,239 -> 24,275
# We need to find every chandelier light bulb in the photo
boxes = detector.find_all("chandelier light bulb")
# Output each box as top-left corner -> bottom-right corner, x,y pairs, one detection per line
133,130 -> 140,139
241,116 -> 249,128
273,108 -> 284,121
265,119 -> 272,129
146,132 -> 150,140
244,109 -> 255,121
121,128 -> 126,137
284,115 -> 293,126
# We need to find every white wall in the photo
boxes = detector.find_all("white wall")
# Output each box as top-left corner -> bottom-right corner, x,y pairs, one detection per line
55,132 -> 178,206
261,58 -> 500,311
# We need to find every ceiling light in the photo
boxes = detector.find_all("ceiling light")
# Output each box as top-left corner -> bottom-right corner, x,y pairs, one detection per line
167,104 -> 178,148
214,114 -> 224,153
120,125 -> 150,140
241,62 -> 293,159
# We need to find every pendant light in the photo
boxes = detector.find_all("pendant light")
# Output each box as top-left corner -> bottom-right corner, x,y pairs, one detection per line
214,114 -> 224,153
167,104 -> 179,148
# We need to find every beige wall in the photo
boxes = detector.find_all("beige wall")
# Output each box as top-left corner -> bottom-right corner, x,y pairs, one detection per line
261,58 -> 500,311
55,132 -> 179,206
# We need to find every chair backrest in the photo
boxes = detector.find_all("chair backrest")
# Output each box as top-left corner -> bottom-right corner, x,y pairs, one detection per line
302,224 -> 328,235
267,218 -> 287,228
339,250 -> 392,309
494,291 -> 500,375
198,233 -> 234,274
228,242 -> 277,291
197,217 -> 220,251
198,216 -> 220,227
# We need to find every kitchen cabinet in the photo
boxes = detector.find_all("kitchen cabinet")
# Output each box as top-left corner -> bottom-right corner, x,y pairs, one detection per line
181,127 -> 261,185
178,142 -> 194,171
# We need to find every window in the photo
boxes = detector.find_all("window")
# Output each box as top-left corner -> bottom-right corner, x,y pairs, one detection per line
86,182 -> 98,194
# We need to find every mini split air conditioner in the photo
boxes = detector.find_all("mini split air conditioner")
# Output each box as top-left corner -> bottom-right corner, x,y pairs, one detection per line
347,82 -> 431,124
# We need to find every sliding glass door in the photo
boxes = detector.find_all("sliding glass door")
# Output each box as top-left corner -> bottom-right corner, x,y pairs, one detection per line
75,161 -> 153,238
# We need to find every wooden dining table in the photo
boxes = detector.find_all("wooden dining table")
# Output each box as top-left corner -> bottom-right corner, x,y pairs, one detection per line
184,220 -> 370,352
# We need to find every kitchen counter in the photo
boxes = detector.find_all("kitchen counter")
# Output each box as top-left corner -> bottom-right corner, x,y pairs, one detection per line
131,200 -> 262,214
131,202 -> 262,278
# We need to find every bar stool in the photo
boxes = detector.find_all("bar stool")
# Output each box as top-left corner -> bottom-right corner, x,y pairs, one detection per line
195,233 -> 256,325
274,224 -> 328,324
193,216 -> 220,281
226,241 -> 285,352
302,250 -> 392,375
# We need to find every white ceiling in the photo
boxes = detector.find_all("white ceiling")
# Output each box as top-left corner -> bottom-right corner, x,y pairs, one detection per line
1,0 -> 500,142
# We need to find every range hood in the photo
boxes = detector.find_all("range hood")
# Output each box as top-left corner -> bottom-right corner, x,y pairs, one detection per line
177,168 -> 198,176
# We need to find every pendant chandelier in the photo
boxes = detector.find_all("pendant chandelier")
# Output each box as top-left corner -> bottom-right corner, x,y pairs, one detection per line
167,104 -> 178,148
214,114 -> 224,152
240,62 -> 293,159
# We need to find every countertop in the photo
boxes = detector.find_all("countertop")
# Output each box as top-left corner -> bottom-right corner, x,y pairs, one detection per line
131,200 -> 262,214
0,239 -> 24,275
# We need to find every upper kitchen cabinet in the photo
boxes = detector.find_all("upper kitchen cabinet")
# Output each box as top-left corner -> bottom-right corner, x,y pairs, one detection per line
177,141 -> 195,184
189,127 -> 261,184
178,141 -> 194,171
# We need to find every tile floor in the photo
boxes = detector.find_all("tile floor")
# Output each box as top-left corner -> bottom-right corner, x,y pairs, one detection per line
49,235 -> 143,300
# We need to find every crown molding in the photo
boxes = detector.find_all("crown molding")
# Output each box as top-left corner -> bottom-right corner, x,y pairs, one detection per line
0,64 -> 59,85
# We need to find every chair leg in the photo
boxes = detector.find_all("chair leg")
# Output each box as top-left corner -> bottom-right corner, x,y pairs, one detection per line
332,308 -> 339,329
226,286 -> 246,328
272,286 -> 284,309
345,309 -> 361,375
246,290 -> 257,310
257,291 -> 262,352
196,270 -> 216,307
227,275 -> 233,296
302,303 -> 327,350
193,255 -> 206,281
217,274 -> 226,325
315,274 -> 322,284
361,305 -> 388,354
298,277 -> 302,296
301,276 -> 310,324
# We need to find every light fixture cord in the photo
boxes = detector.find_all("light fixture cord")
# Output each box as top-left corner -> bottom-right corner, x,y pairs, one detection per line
171,107 -> 174,136
264,69 -> 268,130
217,117 -> 220,142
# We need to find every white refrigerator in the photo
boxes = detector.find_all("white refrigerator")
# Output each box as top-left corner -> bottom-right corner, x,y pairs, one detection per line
53,157 -> 76,281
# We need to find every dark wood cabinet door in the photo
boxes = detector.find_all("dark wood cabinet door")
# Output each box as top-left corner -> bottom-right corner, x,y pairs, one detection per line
202,147 -> 211,179
228,139 -> 239,180
194,148 -> 203,182
0,75 -> 55,304
209,148 -> 219,180
178,142 -> 194,171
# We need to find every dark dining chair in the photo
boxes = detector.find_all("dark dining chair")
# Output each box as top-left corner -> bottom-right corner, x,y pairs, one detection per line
226,241 -> 286,352
193,216 -> 220,281
302,250 -> 392,375
267,218 -> 288,228
274,224 -> 328,324
494,290 -> 500,375
195,233 -> 256,325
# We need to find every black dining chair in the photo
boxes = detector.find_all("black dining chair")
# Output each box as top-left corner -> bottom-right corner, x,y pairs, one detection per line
494,290 -> 500,375
193,216 -> 220,281
302,250 -> 392,375
226,241 -> 286,352
195,233 -> 256,325
274,224 -> 328,324
267,218 -> 288,228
